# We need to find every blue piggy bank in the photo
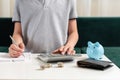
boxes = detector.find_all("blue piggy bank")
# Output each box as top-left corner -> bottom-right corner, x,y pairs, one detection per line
86,41 -> 104,60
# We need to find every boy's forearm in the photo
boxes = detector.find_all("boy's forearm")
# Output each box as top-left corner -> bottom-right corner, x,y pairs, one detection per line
12,22 -> 23,44
65,19 -> 79,47
12,33 -> 23,44
66,32 -> 79,47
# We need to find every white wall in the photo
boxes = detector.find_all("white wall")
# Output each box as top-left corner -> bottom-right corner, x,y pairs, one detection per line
77,0 -> 120,17
10,0 -> 15,17
0,0 -> 120,17
77,0 -> 91,16
99,0 -> 120,16
0,0 -> 10,17
0,0 -> 14,17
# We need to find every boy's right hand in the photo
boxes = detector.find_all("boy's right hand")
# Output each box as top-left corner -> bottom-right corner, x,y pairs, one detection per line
9,43 -> 25,58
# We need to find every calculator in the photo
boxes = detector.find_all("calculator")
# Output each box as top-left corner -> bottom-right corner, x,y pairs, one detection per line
37,53 -> 81,63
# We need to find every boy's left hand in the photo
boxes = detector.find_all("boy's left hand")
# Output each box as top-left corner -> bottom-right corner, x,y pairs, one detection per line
53,45 -> 76,55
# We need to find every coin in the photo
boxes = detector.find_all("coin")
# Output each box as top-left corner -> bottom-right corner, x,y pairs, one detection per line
57,62 -> 64,68
45,63 -> 52,68
40,64 -> 46,70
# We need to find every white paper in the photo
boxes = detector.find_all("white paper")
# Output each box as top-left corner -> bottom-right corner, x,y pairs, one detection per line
0,52 -> 31,62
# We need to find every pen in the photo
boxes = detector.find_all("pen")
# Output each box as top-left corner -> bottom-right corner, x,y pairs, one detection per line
9,35 -> 24,57
9,35 -> 18,46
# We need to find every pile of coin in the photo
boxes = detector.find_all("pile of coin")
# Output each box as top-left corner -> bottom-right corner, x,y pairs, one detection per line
45,63 -> 52,68
40,64 -> 46,70
40,62 -> 64,70
57,62 -> 64,68
40,63 -> 52,70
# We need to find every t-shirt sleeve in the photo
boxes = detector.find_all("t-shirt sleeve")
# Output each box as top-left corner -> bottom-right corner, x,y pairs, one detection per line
12,0 -> 21,22
69,0 -> 78,19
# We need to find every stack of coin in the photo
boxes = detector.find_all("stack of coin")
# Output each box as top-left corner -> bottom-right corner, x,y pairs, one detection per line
57,62 -> 64,68
40,65 -> 46,70
40,63 -> 52,70
45,63 -> 52,68
40,62 -> 64,70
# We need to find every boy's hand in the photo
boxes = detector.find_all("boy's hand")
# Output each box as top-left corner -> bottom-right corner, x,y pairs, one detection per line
9,43 -> 25,58
53,45 -> 76,55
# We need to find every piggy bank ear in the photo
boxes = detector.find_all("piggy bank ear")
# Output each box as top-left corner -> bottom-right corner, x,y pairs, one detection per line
95,42 -> 100,47
88,41 -> 93,46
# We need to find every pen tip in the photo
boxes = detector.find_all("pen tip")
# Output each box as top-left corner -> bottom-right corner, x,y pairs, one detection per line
9,35 -> 12,38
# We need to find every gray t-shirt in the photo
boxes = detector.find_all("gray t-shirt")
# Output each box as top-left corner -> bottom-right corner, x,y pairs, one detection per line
12,0 -> 77,53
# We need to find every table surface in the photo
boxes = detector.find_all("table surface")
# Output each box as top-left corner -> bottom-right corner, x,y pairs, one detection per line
0,53 -> 120,80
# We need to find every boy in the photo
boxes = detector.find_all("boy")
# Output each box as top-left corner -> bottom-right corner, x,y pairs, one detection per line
9,0 -> 79,58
